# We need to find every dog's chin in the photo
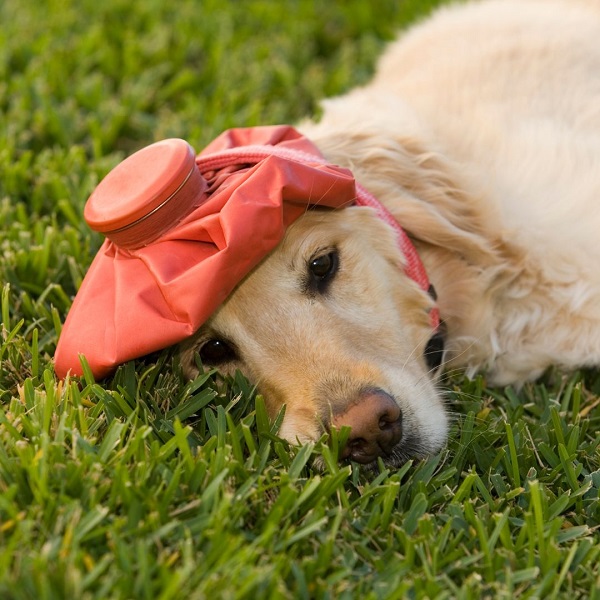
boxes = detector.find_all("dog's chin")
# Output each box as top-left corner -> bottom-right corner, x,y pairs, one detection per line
359,433 -> 439,472
308,432 -> 441,473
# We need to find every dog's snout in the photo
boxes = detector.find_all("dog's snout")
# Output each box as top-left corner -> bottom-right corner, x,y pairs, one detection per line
333,390 -> 402,464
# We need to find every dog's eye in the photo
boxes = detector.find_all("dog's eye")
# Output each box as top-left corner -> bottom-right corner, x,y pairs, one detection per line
307,250 -> 339,294
198,339 -> 237,365
424,332 -> 445,372
310,253 -> 336,278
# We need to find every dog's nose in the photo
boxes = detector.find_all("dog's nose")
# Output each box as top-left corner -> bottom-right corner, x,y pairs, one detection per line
332,390 -> 402,464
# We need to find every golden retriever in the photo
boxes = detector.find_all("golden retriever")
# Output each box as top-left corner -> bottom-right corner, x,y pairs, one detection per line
181,0 -> 600,466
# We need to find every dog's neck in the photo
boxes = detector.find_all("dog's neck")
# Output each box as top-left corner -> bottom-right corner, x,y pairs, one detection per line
413,240 -> 509,365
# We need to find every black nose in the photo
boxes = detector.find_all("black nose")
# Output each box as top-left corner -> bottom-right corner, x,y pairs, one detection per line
332,389 -> 402,464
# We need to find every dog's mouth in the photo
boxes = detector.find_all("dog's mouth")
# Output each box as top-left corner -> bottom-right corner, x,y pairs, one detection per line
337,429 -> 433,470
367,432 -> 435,469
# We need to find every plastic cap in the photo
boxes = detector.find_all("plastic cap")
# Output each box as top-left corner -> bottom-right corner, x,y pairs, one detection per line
84,139 -> 207,248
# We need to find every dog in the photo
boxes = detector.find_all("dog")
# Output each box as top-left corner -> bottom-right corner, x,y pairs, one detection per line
180,0 -> 600,466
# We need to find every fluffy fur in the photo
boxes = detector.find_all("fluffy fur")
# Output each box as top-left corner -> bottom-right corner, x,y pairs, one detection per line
181,0 -> 600,465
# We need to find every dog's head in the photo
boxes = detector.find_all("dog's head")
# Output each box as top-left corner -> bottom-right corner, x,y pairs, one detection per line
180,206 -> 448,466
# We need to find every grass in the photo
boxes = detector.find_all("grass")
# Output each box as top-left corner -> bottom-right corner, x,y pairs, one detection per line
1,0 -> 600,597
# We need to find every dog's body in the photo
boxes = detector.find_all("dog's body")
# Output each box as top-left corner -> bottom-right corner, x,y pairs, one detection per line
182,0 -> 600,465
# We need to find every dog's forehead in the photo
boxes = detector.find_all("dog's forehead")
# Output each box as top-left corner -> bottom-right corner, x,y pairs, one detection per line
279,206 -> 398,255
281,209 -> 350,250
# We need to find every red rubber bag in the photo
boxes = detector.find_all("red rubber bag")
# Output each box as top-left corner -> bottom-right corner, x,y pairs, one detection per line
54,126 -> 360,379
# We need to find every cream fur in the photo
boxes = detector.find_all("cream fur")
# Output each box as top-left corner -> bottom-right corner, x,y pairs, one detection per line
182,0 -> 600,463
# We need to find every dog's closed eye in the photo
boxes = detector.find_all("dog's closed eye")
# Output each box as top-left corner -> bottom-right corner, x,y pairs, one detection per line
198,338 -> 238,365
306,249 -> 339,294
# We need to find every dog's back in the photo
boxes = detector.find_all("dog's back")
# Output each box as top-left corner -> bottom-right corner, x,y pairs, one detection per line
376,0 -> 600,261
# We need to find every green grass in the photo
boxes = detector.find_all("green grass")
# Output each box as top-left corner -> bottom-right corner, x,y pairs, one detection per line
1,0 -> 600,598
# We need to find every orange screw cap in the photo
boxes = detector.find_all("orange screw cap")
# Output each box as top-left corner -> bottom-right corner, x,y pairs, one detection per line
84,138 -> 207,248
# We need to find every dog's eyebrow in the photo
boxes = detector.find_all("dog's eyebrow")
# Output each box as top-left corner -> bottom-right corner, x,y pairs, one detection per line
284,232 -> 330,272
287,256 -> 299,273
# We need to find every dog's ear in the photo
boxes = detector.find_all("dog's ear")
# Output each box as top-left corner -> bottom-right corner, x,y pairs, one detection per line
369,136 -> 503,266
307,129 -> 505,268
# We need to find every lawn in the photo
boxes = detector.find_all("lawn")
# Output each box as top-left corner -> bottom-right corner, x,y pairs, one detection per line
1,0 -> 600,598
